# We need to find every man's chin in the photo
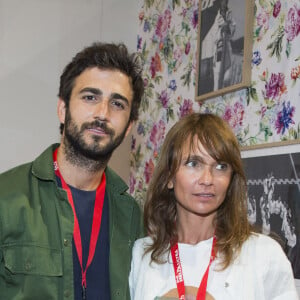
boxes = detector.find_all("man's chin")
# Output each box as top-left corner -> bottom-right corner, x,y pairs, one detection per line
81,135 -> 110,149
78,148 -> 112,161
85,134 -> 108,144
80,143 -> 115,159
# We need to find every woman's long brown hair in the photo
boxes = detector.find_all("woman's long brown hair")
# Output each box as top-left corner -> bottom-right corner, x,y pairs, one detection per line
144,113 -> 251,269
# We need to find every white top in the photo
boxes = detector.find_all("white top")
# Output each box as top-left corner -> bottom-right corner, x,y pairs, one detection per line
129,234 -> 299,300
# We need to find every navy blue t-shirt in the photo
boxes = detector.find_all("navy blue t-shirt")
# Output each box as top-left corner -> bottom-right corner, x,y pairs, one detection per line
68,185 -> 111,300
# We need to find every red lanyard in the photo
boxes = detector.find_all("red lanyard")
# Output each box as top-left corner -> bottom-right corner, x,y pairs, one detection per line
170,235 -> 217,300
53,148 -> 106,298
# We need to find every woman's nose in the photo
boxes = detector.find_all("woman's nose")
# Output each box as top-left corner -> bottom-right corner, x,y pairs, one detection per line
198,165 -> 213,185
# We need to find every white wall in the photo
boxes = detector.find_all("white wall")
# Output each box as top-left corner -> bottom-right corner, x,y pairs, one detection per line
100,0 -> 141,182
0,0 -> 140,183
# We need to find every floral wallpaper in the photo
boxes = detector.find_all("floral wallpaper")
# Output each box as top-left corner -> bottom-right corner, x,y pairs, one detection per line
130,0 -> 300,205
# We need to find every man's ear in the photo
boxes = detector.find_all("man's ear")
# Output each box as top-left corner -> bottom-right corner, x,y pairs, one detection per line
124,121 -> 133,138
57,98 -> 66,125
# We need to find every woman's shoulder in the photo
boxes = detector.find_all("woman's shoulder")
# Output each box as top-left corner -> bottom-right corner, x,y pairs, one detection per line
228,234 -> 297,299
232,233 -> 293,281
133,236 -> 153,250
245,232 -> 283,249
132,236 -> 153,259
240,232 -> 287,262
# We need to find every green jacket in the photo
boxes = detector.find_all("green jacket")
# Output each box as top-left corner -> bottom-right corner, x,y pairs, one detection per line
0,144 -> 144,300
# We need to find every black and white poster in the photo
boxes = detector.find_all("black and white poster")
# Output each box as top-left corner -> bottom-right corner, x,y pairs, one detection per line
243,152 -> 300,279
196,0 -> 252,101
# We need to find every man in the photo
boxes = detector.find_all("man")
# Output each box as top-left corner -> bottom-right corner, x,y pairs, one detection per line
0,42 -> 144,299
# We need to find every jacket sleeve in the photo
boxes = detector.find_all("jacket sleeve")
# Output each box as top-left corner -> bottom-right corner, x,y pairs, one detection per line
132,201 -> 145,240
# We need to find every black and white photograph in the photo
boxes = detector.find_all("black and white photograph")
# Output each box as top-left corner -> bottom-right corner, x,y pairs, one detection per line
243,152 -> 300,279
196,0 -> 253,101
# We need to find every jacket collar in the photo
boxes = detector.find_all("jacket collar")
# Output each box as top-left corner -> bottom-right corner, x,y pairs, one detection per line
105,167 -> 129,194
31,143 -> 129,194
32,143 -> 59,181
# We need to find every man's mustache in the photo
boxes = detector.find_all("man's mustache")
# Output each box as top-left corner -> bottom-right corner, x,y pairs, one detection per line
82,120 -> 114,135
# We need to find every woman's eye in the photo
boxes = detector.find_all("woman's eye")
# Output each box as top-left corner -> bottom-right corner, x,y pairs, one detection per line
186,160 -> 198,167
215,163 -> 228,171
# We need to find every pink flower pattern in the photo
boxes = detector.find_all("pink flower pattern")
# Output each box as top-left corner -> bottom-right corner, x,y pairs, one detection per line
273,1 -> 281,18
223,102 -> 245,131
285,5 -> 300,41
155,9 -> 172,42
144,158 -> 155,184
264,73 -> 287,100
179,99 -> 194,118
149,120 -> 166,152
257,9 -> 270,30
130,0 -> 300,206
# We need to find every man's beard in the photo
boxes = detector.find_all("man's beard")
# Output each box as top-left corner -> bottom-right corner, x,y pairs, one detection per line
63,108 -> 129,171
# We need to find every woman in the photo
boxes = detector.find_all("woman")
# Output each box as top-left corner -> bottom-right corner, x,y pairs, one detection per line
129,113 -> 298,299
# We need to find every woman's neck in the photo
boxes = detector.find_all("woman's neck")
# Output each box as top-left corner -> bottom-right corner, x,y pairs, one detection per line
176,212 -> 215,245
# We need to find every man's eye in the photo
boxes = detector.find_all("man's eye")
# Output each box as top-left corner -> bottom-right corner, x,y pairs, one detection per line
83,95 -> 96,101
111,100 -> 125,109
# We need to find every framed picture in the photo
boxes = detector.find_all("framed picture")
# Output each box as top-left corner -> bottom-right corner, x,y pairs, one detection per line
241,139 -> 300,151
196,0 -> 254,101
243,152 -> 300,279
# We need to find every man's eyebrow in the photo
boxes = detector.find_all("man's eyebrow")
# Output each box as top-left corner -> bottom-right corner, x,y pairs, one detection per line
79,87 -> 102,95
79,88 -> 130,107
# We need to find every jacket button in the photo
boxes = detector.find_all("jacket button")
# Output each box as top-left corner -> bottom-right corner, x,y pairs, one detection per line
64,290 -> 71,297
63,239 -> 69,246
24,261 -> 32,271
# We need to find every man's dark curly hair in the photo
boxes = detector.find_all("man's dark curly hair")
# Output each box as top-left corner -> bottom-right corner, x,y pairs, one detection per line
58,42 -> 144,134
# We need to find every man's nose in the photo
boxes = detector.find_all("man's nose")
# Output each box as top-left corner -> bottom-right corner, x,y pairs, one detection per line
94,99 -> 109,120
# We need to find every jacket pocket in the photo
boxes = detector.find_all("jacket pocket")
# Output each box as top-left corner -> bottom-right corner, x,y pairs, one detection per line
2,244 -> 62,276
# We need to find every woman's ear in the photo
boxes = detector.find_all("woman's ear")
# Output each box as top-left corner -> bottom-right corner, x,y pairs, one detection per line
167,180 -> 174,189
